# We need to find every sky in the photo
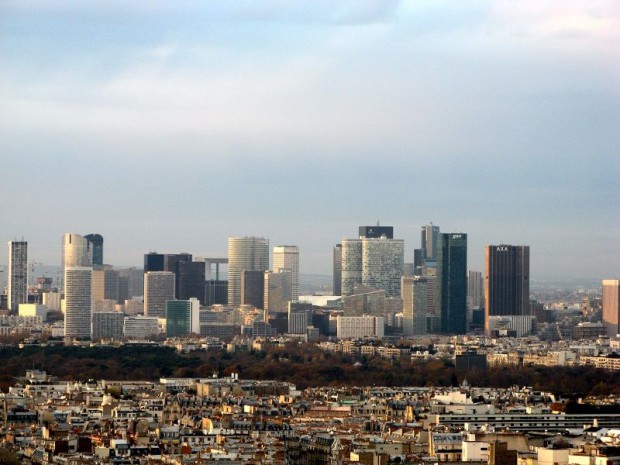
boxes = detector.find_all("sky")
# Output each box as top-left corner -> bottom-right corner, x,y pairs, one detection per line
1,0 -> 619,281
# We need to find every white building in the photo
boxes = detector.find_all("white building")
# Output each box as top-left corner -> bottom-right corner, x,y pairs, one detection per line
273,245 -> 299,302
7,241 -> 28,311
62,233 -> 93,293
336,315 -> 384,339
92,312 -> 124,340
341,236 -> 404,298
64,266 -> 93,339
144,271 -> 175,318
227,237 -> 269,306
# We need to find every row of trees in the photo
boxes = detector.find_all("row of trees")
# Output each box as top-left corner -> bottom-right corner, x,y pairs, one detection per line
1,343 -> 619,397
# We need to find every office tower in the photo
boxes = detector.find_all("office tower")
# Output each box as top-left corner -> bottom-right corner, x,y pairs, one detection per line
62,233 -> 93,292
64,266 -> 93,339
361,237 -> 404,297
602,280 -> 620,337
288,302 -> 313,334
7,241 -> 28,311
402,276 -> 428,336
333,244 -> 342,296
92,267 -> 120,303
341,232 -> 404,298
166,298 -> 200,337
118,267 -> 144,298
359,225 -> 394,239
341,239 -> 363,296
421,224 -> 440,262
484,245 -> 530,334
84,234 -> 104,266
124,316 -> 159,340
273,245 -> 299,302
413,248 -> 424,272
438,233 -> 467,334
92,311 -> 124,340
468,271 -> 484,310
202,258 -> 228,306
336,315 -> 384,339
264,270 -> 292,313
144,252 -> 165,272
227,237 -> 269,306
162,253 -> 193,299
178,261 -> 206,303
144,271 -> 175,318
241,270 -> 264,308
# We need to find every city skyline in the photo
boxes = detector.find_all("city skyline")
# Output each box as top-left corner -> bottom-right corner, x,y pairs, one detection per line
1,1 -> 618,281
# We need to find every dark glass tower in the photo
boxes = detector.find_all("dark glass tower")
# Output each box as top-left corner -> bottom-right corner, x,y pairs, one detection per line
484,245 -> 530,334
85,234 -> 104,266
144,252 -> 165,272
359,225 -> 394,239
438,233 -> 467,334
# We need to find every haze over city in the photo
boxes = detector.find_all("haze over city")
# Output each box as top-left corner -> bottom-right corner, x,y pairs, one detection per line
1,1 -> 618,280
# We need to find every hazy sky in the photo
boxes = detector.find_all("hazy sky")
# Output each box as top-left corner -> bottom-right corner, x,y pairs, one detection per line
1,1 -> 619,280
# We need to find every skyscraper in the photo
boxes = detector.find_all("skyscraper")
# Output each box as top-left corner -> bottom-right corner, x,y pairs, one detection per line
341,232 -> 404,298
333,244 -> 342,296
602,280 -> 620,337
62,233 -> 93,293
421,224 -> 440,262
361,237 -> 404,297
227,237 -> 269,306
144,271 -> 175,318
341,239 -> 363,296
401,276 -> 428,336
85,234 -> 104,266
438,233 -> 467,334
144,252 -> 165,272
484,245 -> 530,334
7,241 -> 28,311
165,298 -> 200,337
273,245 -> 299,302
359,225 -> 394,239
264,270 -> 292,313
64,266 -> 92,339
241,270 -> 264,308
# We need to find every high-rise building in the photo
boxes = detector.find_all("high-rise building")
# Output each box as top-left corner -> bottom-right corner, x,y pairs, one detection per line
421,224 -> 440,262
124,316 -> 159,340
602,280 -> 620,337
333,244 -> 342,296
288,302 -> 313,334
273,246 -> 299,302
341,239 -> 363,296
227,237 -> 269,306
359,225 -> 394,239
468,271 -> 484,310
165,298 -> 200,337
92,267 -> 119,303
264,270 -> 292,313
438,233 -> 467,334
64,266 -> 93,339
7,241 -> 28,311
402,276 -> 428,336
92,311 -> 124,340
341,233 -> 404,298
361,237 -> 404,297
144,271 -> 175,318
144,252 -> 165,272
62,233 -> 93,293
177,261 -> 206,303
84,234 -> 104,266
241,270 -> 264,308
484,244 -> 530,334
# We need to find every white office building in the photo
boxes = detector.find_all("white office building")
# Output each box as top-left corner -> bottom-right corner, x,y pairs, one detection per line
336,315 -> 384,339
64,266 -> 92,339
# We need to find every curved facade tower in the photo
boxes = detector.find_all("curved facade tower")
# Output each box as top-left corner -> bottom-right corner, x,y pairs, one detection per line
227,237 -> 269,306
62,233 -> 93,293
